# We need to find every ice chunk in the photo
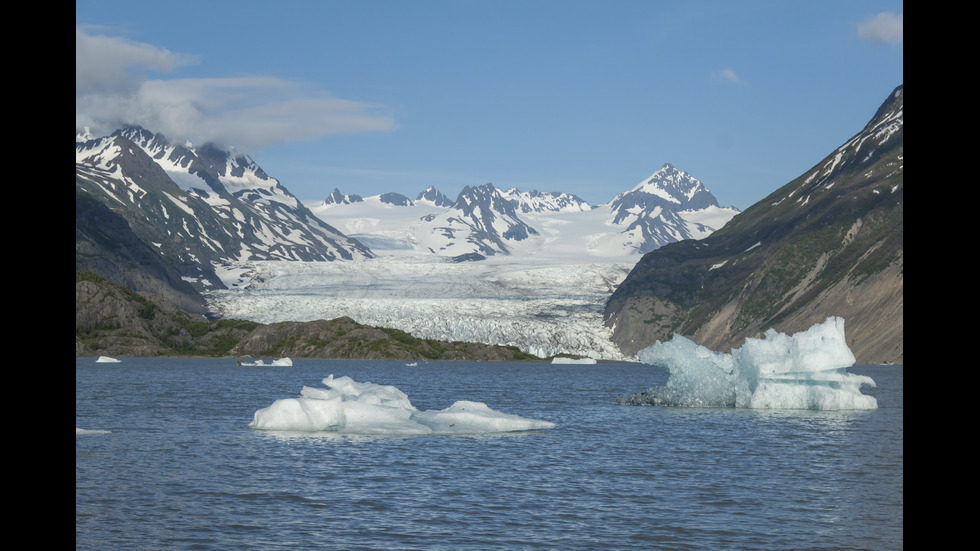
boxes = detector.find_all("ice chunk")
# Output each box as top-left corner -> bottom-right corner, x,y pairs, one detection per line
95,356 -> 121,363
621,317 -> 877,410
76,428 -> 111,435
551,357 -> 598,364
412,401 -> 558,433
249,374 -> 555,435
633,335 -> 739,408
237,357 -> 292,366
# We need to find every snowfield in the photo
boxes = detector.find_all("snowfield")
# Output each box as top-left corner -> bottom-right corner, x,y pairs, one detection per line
207,253 -> 636,360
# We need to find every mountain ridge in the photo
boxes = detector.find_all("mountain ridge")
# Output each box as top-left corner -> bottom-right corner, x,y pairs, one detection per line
76,127 -> 375,312
311,164 -> 738,259
603,85 -> 903,364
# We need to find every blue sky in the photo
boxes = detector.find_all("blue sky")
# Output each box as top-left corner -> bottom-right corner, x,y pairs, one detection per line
76,0 -> 903,210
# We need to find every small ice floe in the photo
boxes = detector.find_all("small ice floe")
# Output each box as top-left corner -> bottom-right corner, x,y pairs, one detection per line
238,357 -> 293,367
551,357 -> 597,365
76,428 -> 111,435
248,374 -> 556,435
95,356 -> 121,363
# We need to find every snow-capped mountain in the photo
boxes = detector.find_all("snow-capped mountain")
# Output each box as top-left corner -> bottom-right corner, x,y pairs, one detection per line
410,183 -> 539,257
416,185 -> 454,207
310,166 -> 737,259
606,163 -> 734,253
76,126 -> 374,291
323,188 -> 364,204
500,188 -> 593,213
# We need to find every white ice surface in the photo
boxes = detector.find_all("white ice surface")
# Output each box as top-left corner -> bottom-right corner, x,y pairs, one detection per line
551,357 -> 598,364
208,254 -> 634,360
248,374 -> 556,435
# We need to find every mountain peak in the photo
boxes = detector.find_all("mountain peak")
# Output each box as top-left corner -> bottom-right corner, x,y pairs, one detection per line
501,188 -> 593,213
323,188 -> 363,205
613,164 -> 720,212
416,186 -> 453,207
77,125 -> 375,277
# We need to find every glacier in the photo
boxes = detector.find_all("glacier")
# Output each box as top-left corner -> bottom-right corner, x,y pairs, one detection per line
617,317 -> 878,410
208,254 -> 634,359
248,374 -> 556,435
203,168 -> 739,360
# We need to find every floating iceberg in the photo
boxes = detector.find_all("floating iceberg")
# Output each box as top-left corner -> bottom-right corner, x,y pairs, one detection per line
551,357 -> 597,365
238,357 -> 292,367
95,356 -> 121,363
618,317 -> 877,410
76,428 -> 111,435
248,374 -> 556,435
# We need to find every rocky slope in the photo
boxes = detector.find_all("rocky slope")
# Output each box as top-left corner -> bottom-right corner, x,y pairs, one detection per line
604,85 -> 903,364
75,127 -> 374,308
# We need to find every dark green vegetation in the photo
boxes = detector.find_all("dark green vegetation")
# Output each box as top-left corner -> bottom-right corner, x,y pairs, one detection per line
604,85 -> 903,364
76,270 -> 543,361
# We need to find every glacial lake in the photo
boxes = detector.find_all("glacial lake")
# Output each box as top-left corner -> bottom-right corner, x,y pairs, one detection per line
76,358 -> 902,550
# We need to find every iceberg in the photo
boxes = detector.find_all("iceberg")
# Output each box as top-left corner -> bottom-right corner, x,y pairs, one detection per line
248,374 -> 556,435
76,428 -> 111,435
551,357 -> 598,365
95,356 -> 121,363
618,317 -> 878,410
237,357 -> 292,367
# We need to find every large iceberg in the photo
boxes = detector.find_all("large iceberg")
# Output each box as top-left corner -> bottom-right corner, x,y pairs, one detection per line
618,317 -> 878,410
248,375 -> 556,435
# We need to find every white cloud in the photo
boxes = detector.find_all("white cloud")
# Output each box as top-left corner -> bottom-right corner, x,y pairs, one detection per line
857,12 -> 903,45
75,26 -> 200,97
712,67 -> 742,84
75,27 -> 396,151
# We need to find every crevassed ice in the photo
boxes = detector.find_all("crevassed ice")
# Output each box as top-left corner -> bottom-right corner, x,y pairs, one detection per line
623,317 -> 877,410
248,374 -> 556,435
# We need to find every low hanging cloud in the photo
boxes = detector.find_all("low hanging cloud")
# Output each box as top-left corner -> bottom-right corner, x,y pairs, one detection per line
75,27 -> 396,151
857,12 -> 903,45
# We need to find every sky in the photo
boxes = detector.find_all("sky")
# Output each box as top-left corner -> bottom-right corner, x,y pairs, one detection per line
76,0 -> 903,210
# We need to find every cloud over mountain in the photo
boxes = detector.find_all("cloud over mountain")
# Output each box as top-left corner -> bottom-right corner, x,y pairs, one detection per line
75,27 -> 396,151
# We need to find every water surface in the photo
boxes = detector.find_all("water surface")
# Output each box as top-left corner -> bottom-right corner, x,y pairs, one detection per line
76,358 -> 902,550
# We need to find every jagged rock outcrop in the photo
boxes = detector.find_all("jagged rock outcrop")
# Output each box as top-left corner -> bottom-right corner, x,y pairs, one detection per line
415,185 -> 454,207
324,188 -> 364,204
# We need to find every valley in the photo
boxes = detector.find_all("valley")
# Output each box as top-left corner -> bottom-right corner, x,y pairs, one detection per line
204,181 -> 739,361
